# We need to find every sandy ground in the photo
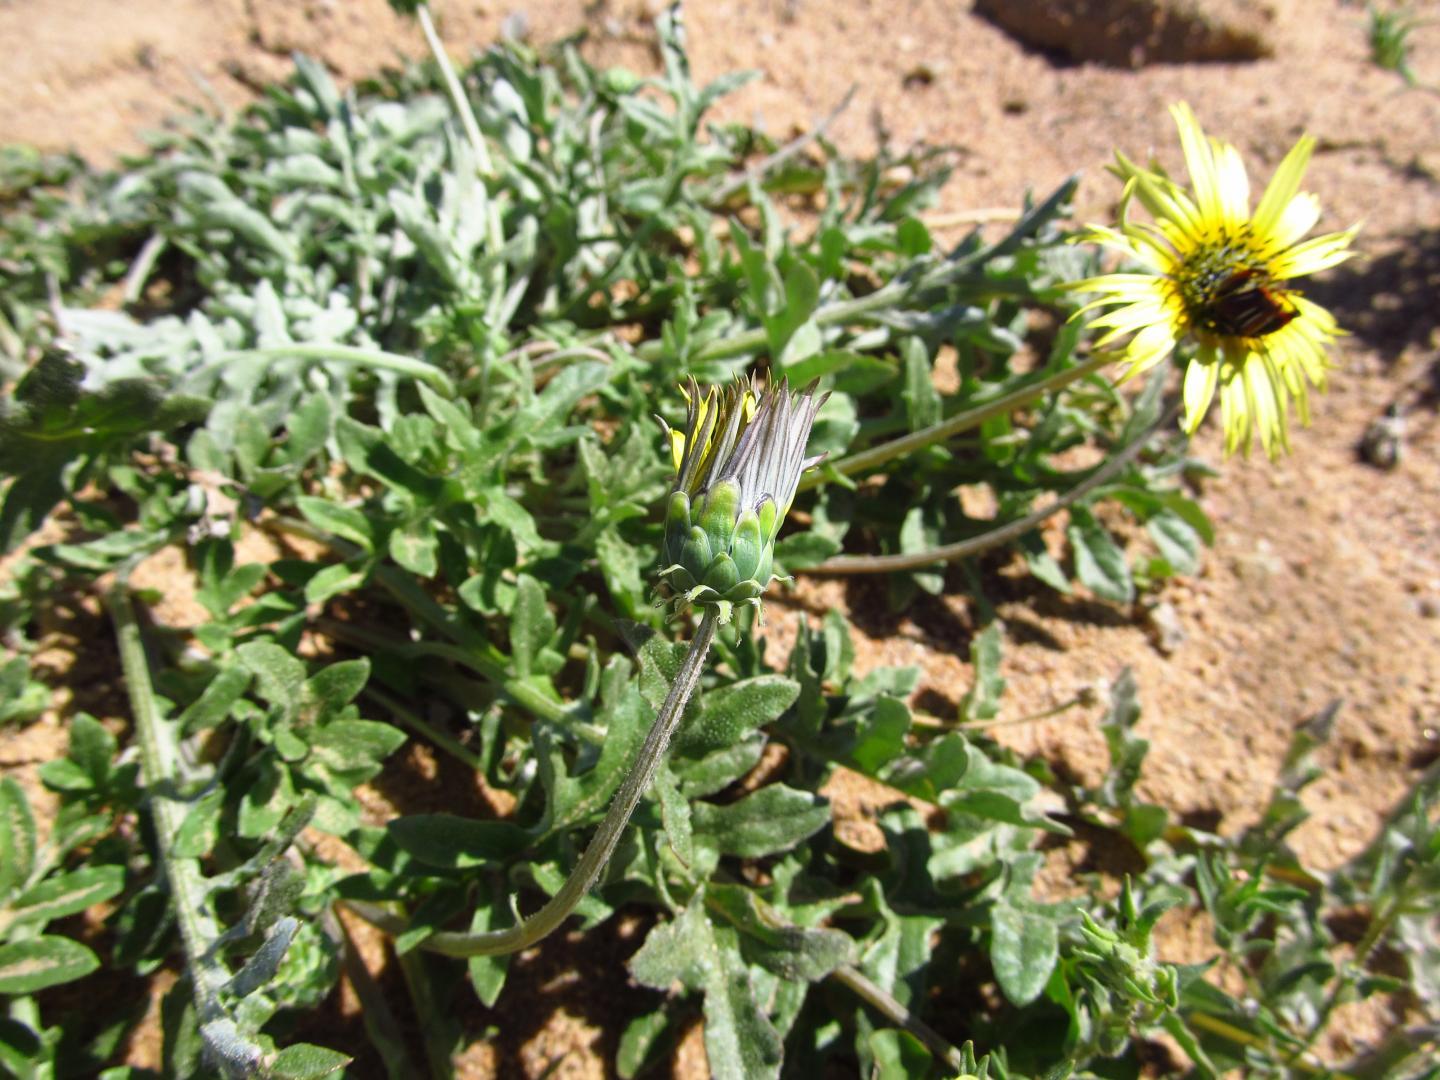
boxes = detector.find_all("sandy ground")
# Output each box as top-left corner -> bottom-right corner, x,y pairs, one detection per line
3,0 -> 1439,1076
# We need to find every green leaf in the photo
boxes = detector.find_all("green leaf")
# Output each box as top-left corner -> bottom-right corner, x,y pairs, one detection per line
268,1043 -> 352,1079
305,659 -> 371,720
387,814 -> 531,871
653,762 -> 694,867
849,695 -> 912,775
67,712 -> 117,785
295,496 -> 375,553
389,521 -> 438,577
706,883 -> 853,981
178,666 -> 252,734
3,865 -> 125,932
1021,531 -> 1072,594
900,336 -> 941,430
783,349 -> 892,393
630,894 -> 710,990
0,1017 -> 42,1074
238,756 -> 296,838
284,393 -> 333,464
418,382 -> 481,455
1096,667 -> 1146,809
772,531 -> 840,570
304,562 -> 370,605
1069,511 -> 1134,604
172,789 -> 222,858
0,777 -> 36,898
0,936 -> 100,993
676,675 -> 798,757
959,622 -> 1006,723
510,575 -> 556,681
672,735 -> 768,799
0,352 -> 207,552
701,950 -> 784,1080
990,901 -> 1059,1006
692,784 -> 830,858
628,895 -> 782,1080
237,642 -> 307,713
870,1028 -> 932,1080
467,899 -> 511,1008
596,527 -> 647,619
1147,509 -> 1200,575
546,662 -> 652,830
767,262 -> 820,366
617,1007 -> 676,1080
306,720 -> 406,778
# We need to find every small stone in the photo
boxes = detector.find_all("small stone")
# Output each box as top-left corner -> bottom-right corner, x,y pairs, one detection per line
1360,404 -> 1405,470
1418,596 -> 1440,619
501,9 -> 531,42
1145,600 -> 1187,655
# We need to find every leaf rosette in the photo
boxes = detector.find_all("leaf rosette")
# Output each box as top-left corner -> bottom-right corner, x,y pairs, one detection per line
659,376 -> 826,621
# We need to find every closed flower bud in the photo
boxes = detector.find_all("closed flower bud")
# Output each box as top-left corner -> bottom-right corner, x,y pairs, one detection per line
658,376 -> 827,622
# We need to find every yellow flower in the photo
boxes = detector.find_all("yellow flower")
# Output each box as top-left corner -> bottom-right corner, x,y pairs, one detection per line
1069,103 -> 1358,458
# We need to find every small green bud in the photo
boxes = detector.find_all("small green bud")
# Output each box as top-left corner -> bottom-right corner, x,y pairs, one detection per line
657,376 -> 827,622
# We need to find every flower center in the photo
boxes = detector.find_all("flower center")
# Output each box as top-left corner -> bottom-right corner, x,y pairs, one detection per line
1175,241 -> 1296,340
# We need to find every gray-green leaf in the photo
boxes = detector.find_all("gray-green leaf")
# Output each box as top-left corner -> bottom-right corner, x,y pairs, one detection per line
0,936 -> 100,993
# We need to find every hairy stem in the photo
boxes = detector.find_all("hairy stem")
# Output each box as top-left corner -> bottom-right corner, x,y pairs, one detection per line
344,609 -> 720,957
829,963 -> 967,1073
108,576 -> 229,1011
802,401 -> 1175,573
799,352 -> 1113,492
1183,1011 -> 1352,1080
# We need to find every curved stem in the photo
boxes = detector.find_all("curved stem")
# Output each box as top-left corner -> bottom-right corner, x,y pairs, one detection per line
1183,1012 -> 1351,1080
802,402 -> 1176,575
416,2 -> 493,180
829,963 -> 967,1074
345,609 -> 720,957
799,353 -> 1112,492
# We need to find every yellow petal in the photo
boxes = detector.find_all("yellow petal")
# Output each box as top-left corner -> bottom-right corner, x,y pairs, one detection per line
1171,102 -> 1224,226
1133,171 -> 1204,241
1253,134 -> 1316,237
1116,321 -> 1178,379
1220,369 -> 1250,456
1212,139 -> 1251,227
1182,358 -> 1220,432
1267,192 -> 1320,251
1270,227 -> 1358,278
1244,354 -> 1288,458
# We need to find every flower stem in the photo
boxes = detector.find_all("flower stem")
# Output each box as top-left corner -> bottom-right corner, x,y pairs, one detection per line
802,401 -> 1174,574
799,352 -> 1112,492
344,609 -> 720,957
107,574 -> 230,1012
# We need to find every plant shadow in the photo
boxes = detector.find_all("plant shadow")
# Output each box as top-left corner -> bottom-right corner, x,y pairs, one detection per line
1307,225 -> 1440,408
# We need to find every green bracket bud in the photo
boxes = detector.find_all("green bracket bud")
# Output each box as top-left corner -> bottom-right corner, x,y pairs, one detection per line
656,376 -> 828,621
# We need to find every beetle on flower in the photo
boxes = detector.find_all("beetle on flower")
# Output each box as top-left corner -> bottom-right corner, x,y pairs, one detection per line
658,376 -> 828,622
1068,103 -> 1358,459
